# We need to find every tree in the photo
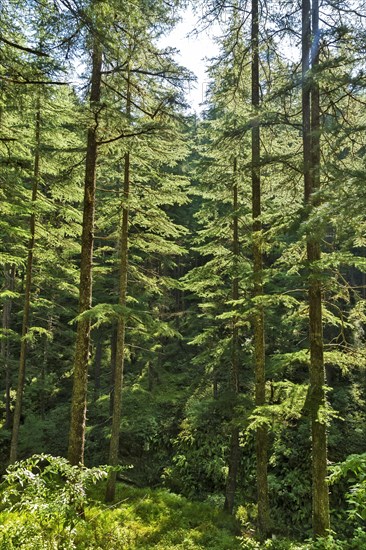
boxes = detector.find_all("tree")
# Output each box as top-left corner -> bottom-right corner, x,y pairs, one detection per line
10,91 -> 41,463
1,264 -> 15,430
224,157 -> 241,514
68,39 -> 102,466
251,0 -> 270,538
179,46 -> 253,502
105,64 -> 131,502
302,0 -> 330,536
68,0 -> 188,468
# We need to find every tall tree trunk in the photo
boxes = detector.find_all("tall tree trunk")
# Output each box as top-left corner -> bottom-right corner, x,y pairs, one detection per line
9,93 -> 41,463
224,158 -> 240,514
93,330 -> 103,401
302,0 -> 330,537
213,369 -> 218,399
251,0 -> 270,539
302,0 -> 311,206
40,315 -> 52,420
68,42 -> 102,466
105,72 -> 131,502
109,327 -> 117,417
105,154 -> 130,502
2,264 -> 15,430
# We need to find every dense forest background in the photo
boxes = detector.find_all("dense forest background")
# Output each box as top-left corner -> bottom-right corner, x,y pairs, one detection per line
1,0 -> 366,548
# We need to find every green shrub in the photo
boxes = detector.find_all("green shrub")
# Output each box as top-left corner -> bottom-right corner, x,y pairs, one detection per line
164,394 -> 228,498
329,452 -> 366,528
0,454 -> 108,549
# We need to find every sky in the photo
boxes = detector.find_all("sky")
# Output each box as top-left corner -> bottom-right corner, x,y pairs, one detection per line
158,7 -> 221,113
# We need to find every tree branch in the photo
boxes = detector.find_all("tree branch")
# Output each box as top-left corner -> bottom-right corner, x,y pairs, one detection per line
97,127 -> 156,145
0,36 -> 49,57
0,76 -> 69,86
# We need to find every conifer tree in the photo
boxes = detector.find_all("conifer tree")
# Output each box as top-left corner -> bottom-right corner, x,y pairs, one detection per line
68,0 -> 188,467
179,34 -> 254,497
68,39 -> 102,466
101,67 -> 190,499
9,91 -> 41,463
302,0 -> 330,536
251,0 -> 270,538
224,157 -> 241,514
1,264 -> 15,430
105,65 -> 131,502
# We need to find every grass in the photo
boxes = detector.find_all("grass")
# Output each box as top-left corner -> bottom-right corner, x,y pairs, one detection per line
1,480 -> 364,549
81,484 -> 242,549
0,482 -> 242,549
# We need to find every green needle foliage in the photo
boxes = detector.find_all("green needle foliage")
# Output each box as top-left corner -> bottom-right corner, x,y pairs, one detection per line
1,0 -> 366,547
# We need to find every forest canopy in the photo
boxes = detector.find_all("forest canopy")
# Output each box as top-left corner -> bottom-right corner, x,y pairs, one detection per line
1,0 -> 366,548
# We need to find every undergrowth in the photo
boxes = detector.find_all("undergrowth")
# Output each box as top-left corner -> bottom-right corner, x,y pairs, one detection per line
0,455 -> 240,549
1,455 -> 365,549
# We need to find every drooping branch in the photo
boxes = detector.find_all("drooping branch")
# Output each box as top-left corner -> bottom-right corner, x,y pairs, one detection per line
0,35 -> 49,56
0,76 -> 69,86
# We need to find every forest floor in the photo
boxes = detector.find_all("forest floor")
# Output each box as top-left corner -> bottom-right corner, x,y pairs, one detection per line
0,482 -> 361,549
0,482 -> 242,549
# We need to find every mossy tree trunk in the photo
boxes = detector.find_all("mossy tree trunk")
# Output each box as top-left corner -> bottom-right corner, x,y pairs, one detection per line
302,0 -> 330,537
2,264 -> 15,430
105,71 -> 131,502
109,327 -> 117,418
224,157 -> 240,514
68,42 -> 102,466
40,315 -> 52,420
251,0 -> 270,539
93,330 -> 103,401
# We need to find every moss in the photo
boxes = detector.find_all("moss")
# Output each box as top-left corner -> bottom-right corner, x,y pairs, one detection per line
0,482 -> 243,549
2,482 -> 358,549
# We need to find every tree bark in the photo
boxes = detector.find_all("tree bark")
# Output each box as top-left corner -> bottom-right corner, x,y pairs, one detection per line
251,0 -> 270,539
68,42 -> 102,466
302,0 -> 311,205
9,93 -> 41,463
40,315 -> 52,420
224,158 -> 240,514
93,330 -> 103,401
109,327 -> 117,417
105,70 -> 131,502
2,264 -> 15,430
302,0 -> 330,537
105,150 -> 130,502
